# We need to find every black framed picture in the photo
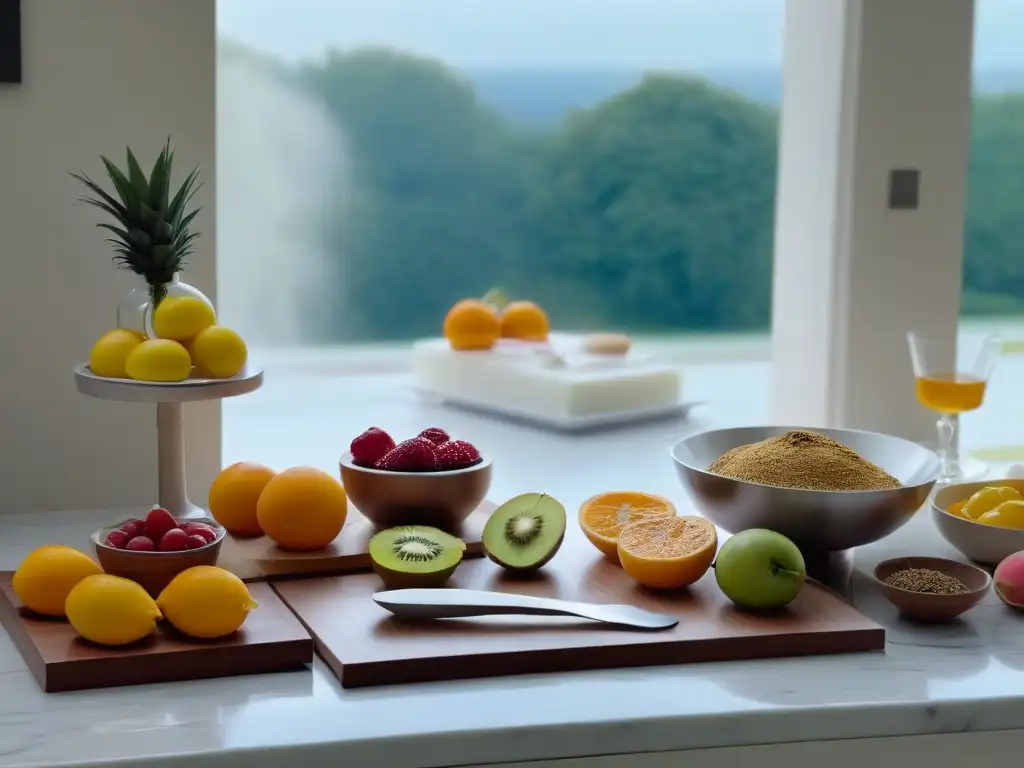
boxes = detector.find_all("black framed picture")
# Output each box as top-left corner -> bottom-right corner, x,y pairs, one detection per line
0,0 -> 22,84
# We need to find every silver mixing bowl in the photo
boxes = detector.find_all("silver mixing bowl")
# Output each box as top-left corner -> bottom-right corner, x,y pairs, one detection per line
671,425 -> 941,551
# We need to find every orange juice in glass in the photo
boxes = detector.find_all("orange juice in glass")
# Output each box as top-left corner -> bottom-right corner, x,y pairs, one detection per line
908,332 -> 1000,483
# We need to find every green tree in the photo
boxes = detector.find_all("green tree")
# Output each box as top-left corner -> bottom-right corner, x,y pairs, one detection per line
526,75 -> 778,332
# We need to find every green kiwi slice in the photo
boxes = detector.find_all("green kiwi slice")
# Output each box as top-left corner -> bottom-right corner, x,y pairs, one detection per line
482,493 -> 567,572
369,525 -> 466,589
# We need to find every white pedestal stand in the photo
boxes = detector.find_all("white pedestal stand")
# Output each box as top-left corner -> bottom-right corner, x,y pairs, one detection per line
73,363 -> 264,519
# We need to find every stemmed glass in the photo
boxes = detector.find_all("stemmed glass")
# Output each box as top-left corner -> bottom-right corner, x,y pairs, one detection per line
907,331 -> 1000,483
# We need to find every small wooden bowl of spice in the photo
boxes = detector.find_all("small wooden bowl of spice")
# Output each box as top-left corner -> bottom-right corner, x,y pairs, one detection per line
873,556 -> 990,622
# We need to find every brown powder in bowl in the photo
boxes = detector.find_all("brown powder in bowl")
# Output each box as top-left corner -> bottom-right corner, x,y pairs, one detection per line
707,430 -> 901,492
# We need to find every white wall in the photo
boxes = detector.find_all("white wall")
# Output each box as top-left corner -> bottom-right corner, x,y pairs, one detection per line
772,0 -> 974,443
0,0 -> 219,513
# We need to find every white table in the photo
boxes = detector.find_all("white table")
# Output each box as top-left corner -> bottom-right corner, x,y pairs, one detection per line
3,372 -> 1024,767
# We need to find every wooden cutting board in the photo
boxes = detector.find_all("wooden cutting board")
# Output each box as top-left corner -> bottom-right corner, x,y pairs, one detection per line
218,501 -> 496,581
0,575 -> 313,693
272,534 -> 885,688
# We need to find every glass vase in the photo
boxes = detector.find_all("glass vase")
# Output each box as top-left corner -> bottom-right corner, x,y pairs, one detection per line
116,275 -> 214,338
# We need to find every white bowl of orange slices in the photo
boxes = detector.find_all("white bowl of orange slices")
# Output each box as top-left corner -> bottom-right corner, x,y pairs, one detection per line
932,479 -> 1024,566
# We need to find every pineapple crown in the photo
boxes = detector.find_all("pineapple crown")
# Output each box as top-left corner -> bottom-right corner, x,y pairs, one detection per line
70,138 -> 203,306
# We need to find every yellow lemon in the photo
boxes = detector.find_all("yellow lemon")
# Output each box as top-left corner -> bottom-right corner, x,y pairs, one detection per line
190,325 -> 248,379
88,329 -> 144,378
12,545 -> 103,617
962,485 -> 1022,520
124,339 -> 192,382
152,296 -> 216,341
979,500 -> 1024,530
157,566 -> 257,639
65,574 -> 162,646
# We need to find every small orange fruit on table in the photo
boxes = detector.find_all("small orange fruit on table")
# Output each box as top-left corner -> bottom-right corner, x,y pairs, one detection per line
257,466 -> 348,551
578,491 -> 676,562
500,300 -> 549,342
617,516 -> 718,589
209,462 -> 278,537
444,299 -> 501,351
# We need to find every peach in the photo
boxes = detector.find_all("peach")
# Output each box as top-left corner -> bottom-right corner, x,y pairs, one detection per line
993,551 -> 1024,608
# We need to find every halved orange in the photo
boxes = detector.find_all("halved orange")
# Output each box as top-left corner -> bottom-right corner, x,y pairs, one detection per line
617,516 -> 718,589
578,491 -> 676,561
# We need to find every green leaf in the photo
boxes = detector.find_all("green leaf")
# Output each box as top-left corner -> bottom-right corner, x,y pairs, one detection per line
100,156 -> 137,209
69,172 -> 127,219
96,222 -> 131,242
148,138 -> 174,214
167,166 -> 202,225
78,196 -> 127,223
125,146 -> 149,197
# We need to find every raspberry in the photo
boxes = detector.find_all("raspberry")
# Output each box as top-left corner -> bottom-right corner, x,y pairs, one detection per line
183,522 -> 217,543
379,437 -> 439,472
144,506 -> 177,542
436,440 -> 482,470
159,528 -> 190,552
417,427 -> 450,446
350,427 -> 396,467
105,530 -> 130,549
185,534 -> 209,550
120,519 -> 146,539
126,536 -> 155,552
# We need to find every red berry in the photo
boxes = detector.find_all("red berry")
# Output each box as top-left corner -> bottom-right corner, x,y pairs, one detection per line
158,528 -> 190,552
120,519 -> 146,539
436,440 -> 482,470
105,530 -> 130,549
417,427 -> 450,446
184,534 -> 209,550
378,437 -> 439,472
183,522 -> 217,543
126,536 -> 155,552
350,427 -> 396,467
144,506 -> 177,542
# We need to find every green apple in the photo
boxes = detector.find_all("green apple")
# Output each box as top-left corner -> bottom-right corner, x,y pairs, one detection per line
714,529 -> 806,609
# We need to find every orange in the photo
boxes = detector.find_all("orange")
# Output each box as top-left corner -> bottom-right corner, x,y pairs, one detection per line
208,462 -> 278,537
945,499 -> 967,518
256,466 -> 348,551
962,485 -> 1022,520
444,299 -> 501,351
617,516 -> 718,589
578,491 -> 676,562
500,300 -> 549,342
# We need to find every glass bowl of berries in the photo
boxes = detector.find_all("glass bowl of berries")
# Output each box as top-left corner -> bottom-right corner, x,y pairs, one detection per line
340,426 -> 492,530
91,506 -> 226,597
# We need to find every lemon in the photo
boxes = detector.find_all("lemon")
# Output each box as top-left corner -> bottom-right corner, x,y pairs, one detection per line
125,339 -> 192,382
157,566 -> 257,639
152,296 -> 216,341
980,500 -> 1024,529
88,329 -> 144,378
65,574 -> 162,646
12,546 -> 103,617
190,325 -> 248,379
963,485 -> 1022,520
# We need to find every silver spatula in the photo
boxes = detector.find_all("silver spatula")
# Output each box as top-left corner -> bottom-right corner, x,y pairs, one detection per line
373,588 -> 678,631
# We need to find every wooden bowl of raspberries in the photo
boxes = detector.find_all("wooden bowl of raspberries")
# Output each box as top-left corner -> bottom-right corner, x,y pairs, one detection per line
340,426 -> 492,531
91,506 -> 226,597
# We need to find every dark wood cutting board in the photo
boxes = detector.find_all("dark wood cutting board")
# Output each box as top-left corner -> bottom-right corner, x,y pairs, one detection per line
271,534 -> 885,688
0,575 -> 313,693
218,501 -> 495,582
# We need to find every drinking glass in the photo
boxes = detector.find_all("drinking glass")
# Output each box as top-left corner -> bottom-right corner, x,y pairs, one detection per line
907,331 -> 1000,483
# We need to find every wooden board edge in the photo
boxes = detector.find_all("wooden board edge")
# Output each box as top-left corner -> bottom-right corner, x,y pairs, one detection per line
333,624 -> 887,689
0,574 -> 50,691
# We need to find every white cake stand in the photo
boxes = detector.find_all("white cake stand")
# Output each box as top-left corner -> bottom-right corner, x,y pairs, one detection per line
73,363 -> 264,519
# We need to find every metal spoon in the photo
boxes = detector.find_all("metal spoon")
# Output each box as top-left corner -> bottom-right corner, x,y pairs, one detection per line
373,588 -> 678,631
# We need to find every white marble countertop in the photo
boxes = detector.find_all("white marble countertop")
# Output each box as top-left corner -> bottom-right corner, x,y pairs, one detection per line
3,373 -> 1024,767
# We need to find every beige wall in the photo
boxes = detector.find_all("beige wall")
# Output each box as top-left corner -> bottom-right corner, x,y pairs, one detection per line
0,0 -> 219,513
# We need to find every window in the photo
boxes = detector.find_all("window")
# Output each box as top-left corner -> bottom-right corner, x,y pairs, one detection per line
958,0 -> 1024,464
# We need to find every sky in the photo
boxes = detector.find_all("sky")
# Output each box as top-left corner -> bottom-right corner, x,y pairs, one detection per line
217,0 -> 1023,71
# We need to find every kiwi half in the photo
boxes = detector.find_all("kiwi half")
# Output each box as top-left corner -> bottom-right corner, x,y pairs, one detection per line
368,525 -> 466,589
482,492 -> 566,572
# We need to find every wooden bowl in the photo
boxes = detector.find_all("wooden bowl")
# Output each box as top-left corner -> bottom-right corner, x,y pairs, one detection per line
931,479 -> 1024,565
91,517 -> 226,597
873,556 -> 990,622
339,452 -> 492,532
